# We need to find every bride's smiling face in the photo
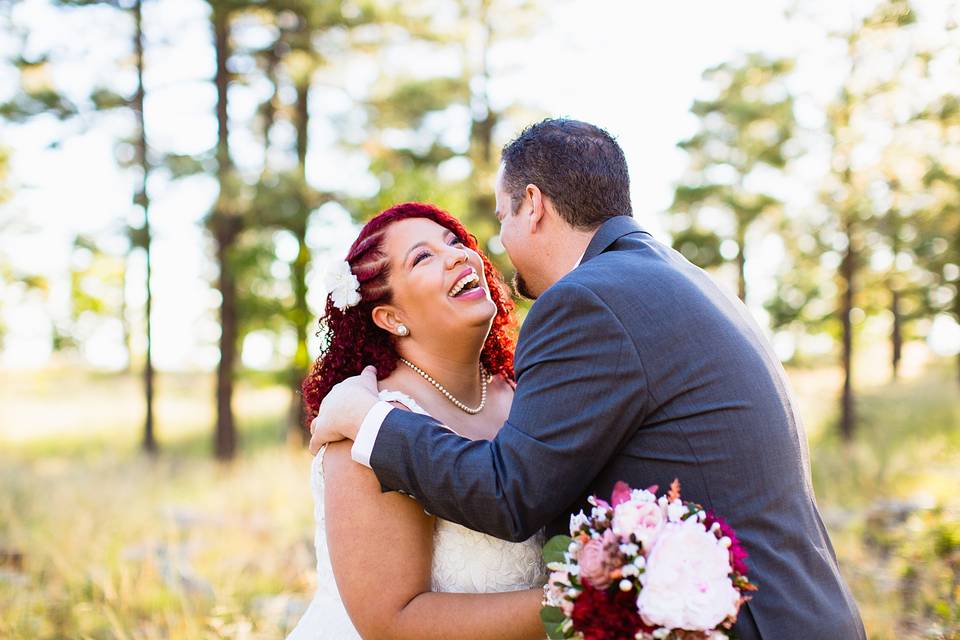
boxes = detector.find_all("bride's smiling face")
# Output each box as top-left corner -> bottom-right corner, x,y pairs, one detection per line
373,217 -> 497,340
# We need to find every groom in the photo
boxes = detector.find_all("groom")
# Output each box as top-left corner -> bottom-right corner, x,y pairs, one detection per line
310,119 -> 865,639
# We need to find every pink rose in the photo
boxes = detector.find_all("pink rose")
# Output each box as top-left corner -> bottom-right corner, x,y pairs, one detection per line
579,530 -> 622,589
612,500 -> 665,551
579,539 -> 611,589
610,481 -> 632,507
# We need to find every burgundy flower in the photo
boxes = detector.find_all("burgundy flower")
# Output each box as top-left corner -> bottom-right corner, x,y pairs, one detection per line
704,512 -> 749,576
572,584 -> 655,640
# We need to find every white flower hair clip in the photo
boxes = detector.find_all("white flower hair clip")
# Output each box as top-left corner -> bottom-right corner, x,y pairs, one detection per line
324,260 -> 361,311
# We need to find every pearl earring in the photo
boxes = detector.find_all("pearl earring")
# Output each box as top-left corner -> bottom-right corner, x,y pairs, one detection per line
397,324 -> 409,337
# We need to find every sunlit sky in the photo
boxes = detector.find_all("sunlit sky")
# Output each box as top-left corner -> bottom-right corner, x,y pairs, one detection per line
1,0 -> 958,370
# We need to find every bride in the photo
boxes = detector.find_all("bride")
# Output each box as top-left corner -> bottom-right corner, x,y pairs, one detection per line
288,202 -> 548,639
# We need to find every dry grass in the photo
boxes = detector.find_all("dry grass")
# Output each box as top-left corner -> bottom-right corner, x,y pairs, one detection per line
0,351 -> 957,639
0,371 -> 316,639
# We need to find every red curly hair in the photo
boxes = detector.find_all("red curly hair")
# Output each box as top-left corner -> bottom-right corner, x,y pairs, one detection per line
302,202 -> 516,424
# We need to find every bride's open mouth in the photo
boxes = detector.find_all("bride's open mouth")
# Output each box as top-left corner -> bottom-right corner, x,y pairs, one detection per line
447,270 -> 485,300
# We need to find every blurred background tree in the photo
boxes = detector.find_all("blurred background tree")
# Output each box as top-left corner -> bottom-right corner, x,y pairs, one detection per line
916,92 -> 960,387
669,53 -> 796,303
820,0 -> 919,440
1,0 -> 959,637
4,0 -> 162,451
358,0 -> 542,276
243,0 -> 381,445
0,0 -> 954,452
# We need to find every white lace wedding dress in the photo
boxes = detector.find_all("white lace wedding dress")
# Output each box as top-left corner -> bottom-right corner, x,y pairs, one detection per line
287,389 -> 547,639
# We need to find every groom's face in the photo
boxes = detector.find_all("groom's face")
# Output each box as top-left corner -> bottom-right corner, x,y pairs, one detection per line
494,165 -> 538,300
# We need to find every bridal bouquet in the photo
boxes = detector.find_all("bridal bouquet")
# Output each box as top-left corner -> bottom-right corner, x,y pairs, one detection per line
541,480 -> 756,640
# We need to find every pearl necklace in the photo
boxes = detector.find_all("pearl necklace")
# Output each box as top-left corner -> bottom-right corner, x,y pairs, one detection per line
399,358 -> 489,415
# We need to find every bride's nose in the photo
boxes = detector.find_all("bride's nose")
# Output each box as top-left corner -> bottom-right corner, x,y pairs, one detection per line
443,244 -> 468,270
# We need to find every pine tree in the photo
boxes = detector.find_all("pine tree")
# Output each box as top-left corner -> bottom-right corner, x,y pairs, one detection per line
815,0 -> 916,438
669,54 -> 796,303
916,93 -> 960,386
207,0 -> 252,461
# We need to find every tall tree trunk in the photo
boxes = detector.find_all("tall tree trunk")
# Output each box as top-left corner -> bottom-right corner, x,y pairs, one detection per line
466,14 -> 497,254
215,227 -> 238,460
288,230 -> 309,443
211,0 -> 237,460
890,287 -> 902,381
133,0 -> 156,455
840,217 -> 856,441
468,107 -> 495,222
260,38 -> 279,169
294,79 -> 308,173
954,232 -> 960,388
735,223 -> 747,303
288,77 -> 311,444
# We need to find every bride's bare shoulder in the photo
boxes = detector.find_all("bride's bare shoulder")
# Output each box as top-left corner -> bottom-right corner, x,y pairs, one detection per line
321,442 -> 380,492
321,441 -> 359,474
321,435 -> 433,527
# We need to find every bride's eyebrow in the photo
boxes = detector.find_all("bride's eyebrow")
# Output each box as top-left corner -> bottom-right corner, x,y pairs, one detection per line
403,240 -> 430,264
404,232 -> 456,263
404,241 -> 429,263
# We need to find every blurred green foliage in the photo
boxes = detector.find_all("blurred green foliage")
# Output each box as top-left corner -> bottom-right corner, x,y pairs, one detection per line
0,0 -> 957,451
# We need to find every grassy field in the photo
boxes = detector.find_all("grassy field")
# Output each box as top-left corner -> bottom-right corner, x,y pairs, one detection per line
0,372 -> 316,639
0,354 -> 957,639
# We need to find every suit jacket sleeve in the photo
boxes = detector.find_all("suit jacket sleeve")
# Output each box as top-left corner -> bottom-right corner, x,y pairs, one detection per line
368,280 -> 650,542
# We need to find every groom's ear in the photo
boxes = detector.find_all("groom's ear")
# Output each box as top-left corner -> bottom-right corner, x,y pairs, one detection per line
371,305 -> 405,336
526,183 -> 546,233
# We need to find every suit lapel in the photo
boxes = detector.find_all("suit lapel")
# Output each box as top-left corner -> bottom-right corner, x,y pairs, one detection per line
580,215 -> 649,264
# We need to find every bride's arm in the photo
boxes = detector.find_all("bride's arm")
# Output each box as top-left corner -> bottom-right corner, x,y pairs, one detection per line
323,441 -> 544,640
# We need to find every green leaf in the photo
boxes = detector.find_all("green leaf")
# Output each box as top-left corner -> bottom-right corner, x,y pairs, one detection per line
542,535 -> 572,566
540,605 -> 569,640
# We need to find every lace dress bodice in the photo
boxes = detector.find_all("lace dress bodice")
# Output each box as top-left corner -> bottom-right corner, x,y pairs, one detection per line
287,389 -> 547,639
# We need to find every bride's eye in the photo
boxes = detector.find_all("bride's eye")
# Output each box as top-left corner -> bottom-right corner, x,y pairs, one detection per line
412,250 -> 431,266
448,236 -> 464,247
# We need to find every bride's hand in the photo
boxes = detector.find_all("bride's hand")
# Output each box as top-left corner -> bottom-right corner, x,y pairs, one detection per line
309,366 -> 380,455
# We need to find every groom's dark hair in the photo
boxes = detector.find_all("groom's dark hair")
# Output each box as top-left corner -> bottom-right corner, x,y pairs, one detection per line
500,118 -> 632,229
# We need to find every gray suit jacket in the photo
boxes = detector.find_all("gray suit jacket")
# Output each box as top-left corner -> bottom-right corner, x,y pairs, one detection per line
370,215 -> 865,639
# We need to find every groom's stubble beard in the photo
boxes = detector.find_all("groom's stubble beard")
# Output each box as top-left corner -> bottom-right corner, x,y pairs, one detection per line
512,270 -> 538,301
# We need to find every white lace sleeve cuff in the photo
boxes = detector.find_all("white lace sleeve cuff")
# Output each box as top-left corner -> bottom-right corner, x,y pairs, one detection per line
350,400 -> 394,468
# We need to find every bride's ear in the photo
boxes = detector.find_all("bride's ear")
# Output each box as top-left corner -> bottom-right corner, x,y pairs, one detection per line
371,305 -> 407,337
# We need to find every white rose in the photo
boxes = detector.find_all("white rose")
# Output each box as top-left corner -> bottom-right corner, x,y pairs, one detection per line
591,506 -> 610,522
323,261 -> 361,311
631,488 -> 657,503
569,510 -> 590,535
666,499 -> 686,523
543,574 -> 567,607
637,518 -> 740,631
612,499 -> 665,551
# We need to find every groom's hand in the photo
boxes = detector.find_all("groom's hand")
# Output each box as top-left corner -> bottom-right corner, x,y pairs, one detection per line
308,366 -> 380,455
